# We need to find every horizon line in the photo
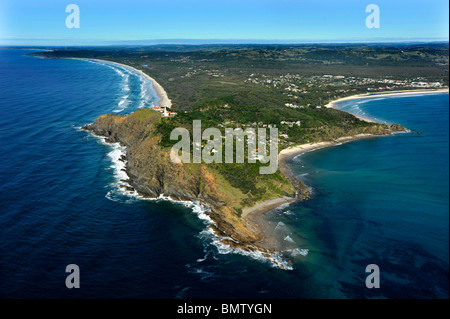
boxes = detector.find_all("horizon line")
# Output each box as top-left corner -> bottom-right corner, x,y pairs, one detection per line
1,37 -> 449,47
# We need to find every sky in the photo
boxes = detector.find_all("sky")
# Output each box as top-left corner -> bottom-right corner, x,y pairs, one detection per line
0,0 -> 448,46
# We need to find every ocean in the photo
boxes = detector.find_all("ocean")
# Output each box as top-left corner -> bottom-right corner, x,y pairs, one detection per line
0,49 -> 448,298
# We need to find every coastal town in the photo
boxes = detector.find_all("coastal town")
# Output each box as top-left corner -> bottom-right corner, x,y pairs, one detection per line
246,73 -> 447,108
246,73 -> 445,90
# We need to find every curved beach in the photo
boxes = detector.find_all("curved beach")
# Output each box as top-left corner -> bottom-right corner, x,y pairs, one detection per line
242,134 -> 377,230
325,88 -> 449,109
73,58 -> 172,109
241,89 -> 447,240
282,88 -> 449,167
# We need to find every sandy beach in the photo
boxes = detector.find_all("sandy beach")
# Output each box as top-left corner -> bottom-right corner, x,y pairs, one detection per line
243,134 -> 375,216
242,196 -> 295,220
278,133 -> 375,164
243,88 -> 450,241
72,58 -> 172,109
325,88 -> 449,109
242,133 -> 377,245
241,196 -> 297,249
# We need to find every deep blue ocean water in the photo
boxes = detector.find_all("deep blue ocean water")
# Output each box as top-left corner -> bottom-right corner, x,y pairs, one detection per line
0,49 -> 448,298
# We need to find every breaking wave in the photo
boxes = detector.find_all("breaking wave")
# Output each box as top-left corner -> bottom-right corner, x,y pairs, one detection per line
93,131 -> 295,270
82,59 -> 158,114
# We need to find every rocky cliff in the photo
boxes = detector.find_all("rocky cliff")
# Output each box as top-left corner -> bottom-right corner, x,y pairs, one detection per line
83,108 -> 297,257
83,108 -> 407,264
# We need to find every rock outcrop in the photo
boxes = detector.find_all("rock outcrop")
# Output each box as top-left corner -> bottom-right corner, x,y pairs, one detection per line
83,109 -> 292,256
83,108 -> 408,264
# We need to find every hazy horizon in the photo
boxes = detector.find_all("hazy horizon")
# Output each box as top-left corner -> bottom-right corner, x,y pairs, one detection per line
1,37 -> 449,48
1,0 -> 448,46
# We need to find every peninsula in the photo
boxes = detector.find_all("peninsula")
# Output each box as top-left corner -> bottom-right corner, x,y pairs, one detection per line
30,43 -> 449,267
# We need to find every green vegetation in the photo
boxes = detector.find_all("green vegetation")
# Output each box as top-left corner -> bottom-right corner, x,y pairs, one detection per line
32,43 -> 448,210
135,108 -> 159,122
32,43 -> 448,111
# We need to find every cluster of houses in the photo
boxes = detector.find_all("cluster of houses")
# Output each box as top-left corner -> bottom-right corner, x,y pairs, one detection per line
284,103 -> 305,109
280,120 -> 301,127
211,120 -> 301,147
247,72 -> 446,92
410,81 -> 443,88
218,120 -> 300,131
218,121 -> 271,128
182,66 -> 224,78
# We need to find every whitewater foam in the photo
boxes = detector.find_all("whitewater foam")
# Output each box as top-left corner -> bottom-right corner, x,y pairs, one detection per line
87,114 -> 294,270
97,144 -> 293,269
284,235 -> 295,244
82,59 -> 158,113
286,248 -> 309,257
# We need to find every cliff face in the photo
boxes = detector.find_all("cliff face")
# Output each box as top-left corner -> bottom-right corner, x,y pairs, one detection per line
83,108 -> 286,253
87,111 -> 201,201
83,108 -> 407,266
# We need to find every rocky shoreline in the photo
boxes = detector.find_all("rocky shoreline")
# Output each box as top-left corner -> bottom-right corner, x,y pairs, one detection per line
81,110 -> 295,268
81,106 -> 407,269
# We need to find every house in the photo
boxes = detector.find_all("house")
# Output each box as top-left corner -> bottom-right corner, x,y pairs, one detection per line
161,106 -> 176,117
249,148 -> 263,161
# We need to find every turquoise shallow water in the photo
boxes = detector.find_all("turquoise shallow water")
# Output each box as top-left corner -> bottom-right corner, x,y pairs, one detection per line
0,49 -> 448,298
279,92 -> 449,298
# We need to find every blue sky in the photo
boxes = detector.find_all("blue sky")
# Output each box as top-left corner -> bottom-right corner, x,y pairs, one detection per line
1,0 -> 448,45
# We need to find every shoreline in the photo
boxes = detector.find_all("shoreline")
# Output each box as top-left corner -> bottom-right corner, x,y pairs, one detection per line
242,133 -> 377,235
241,90 -> 450,245
325,88 -> 449,109
278,133 -> 375,164
325,88 -> 449,123
71,58 -> 172,109
73,58 -> 448,264
74,57 -> 292,268
244,88 -> 449,250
